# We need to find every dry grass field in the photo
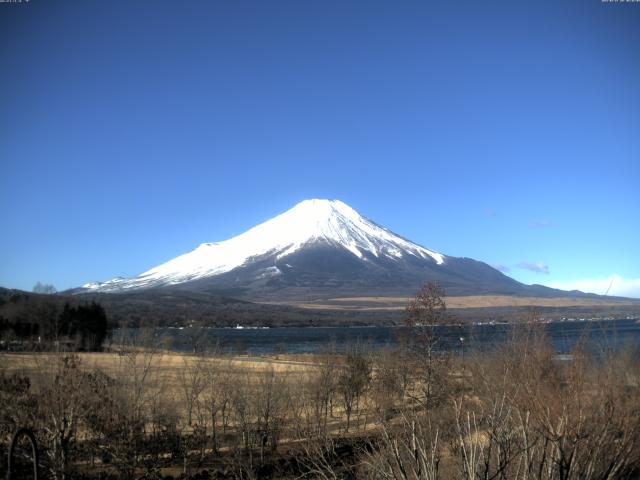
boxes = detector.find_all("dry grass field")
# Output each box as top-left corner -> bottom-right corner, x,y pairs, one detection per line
262,294 -> 640,311
0,350 -> 321,405
0,351 -> 320,374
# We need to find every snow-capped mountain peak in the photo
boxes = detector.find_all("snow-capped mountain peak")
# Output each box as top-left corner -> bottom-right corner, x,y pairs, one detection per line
82,199 -> 445,292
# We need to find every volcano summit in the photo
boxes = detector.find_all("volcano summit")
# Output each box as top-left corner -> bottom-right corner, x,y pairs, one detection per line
80,199 -> 568,299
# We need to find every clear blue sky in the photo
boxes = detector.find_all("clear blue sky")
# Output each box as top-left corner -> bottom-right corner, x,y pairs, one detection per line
1,1 -> 639,296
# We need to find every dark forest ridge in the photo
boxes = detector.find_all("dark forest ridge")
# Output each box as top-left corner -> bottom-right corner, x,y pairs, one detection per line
3,286 -> 639,331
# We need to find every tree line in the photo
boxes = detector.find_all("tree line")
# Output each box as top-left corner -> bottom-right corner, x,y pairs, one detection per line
0,297 -> 110,351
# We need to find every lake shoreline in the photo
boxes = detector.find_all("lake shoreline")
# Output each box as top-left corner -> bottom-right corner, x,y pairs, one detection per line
111,317 -> 640,355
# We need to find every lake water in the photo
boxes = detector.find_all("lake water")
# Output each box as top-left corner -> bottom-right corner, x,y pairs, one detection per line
119,318 -> 640,355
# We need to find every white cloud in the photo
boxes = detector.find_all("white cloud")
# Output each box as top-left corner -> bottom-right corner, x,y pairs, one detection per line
517,262 -> 549,274
545,274 -> 640,298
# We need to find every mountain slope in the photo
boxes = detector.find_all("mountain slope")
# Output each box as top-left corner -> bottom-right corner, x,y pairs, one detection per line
80,199 -> 571,299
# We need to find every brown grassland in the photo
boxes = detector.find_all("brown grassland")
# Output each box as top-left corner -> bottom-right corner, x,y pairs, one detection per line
262,295 -> 640,311
1,319 -> 639,480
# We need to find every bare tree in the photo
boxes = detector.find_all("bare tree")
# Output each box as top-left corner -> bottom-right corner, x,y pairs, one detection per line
85,330 -> 163,479
32,282 -> 57,295
178,355 -> 206,427
336,347 -> 371,433
37,354 -> 97,480
405,282 -> 449,408
230,370 -> 254,454
202,353 -> 232,454
295,436 -> 358,480
371,347 -> 410,422
253,367 -> 289,461
363,412 -> 441,480
305,349 -> 337,438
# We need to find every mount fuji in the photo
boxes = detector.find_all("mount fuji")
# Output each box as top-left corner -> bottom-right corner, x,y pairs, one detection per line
79,199 -> 564,299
